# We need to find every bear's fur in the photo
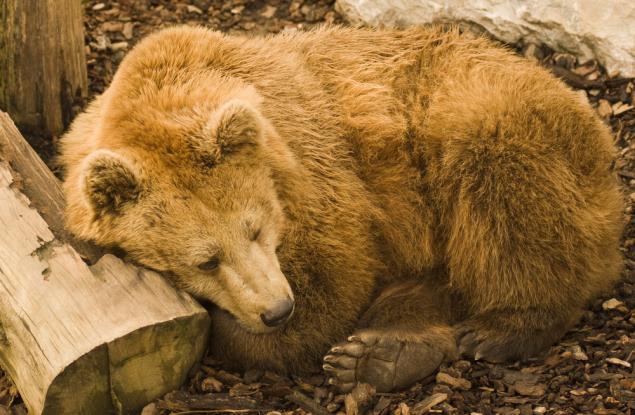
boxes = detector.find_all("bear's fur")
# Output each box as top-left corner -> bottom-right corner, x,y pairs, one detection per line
59,25 -> 624,392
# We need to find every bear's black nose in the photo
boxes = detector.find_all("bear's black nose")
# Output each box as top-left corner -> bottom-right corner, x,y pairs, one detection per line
260,298 -> 295,327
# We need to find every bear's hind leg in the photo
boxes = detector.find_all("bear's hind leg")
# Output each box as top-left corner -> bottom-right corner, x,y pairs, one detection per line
323,280 -> 457,392
437,131 -> 623,364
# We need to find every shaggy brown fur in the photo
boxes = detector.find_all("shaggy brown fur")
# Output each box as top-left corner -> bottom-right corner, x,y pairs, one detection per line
59,25 -> 624,392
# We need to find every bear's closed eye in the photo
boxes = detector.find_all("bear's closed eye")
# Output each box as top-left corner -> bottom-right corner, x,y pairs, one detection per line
250,228 -> 261,241
198,257 -> 220,271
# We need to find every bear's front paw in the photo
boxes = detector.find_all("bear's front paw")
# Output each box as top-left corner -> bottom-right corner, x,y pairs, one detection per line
322,330 -> 444,393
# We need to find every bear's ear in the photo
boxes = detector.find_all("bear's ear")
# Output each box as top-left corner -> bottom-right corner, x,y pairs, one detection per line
194,99 -> 265,166
211,99 -> 264,150
80,150 -> 143,217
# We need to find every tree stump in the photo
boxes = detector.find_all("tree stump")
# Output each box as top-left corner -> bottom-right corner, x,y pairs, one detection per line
0,112 -> 211,415
0,0 -> 88,136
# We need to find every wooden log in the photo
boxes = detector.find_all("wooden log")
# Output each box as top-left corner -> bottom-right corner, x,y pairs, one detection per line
0,111 -> 100,263
0,113 -> 211,415
0,0 -> 88,136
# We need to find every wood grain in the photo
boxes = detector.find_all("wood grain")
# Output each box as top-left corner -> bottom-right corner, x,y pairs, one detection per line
0,111 -> 101,262
0,0 -> 88,136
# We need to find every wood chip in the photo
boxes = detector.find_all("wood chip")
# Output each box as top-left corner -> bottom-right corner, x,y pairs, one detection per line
201,377 -> 223,393
395,402 -> 410,415
344,394 -> 357,415
522,43 -> 543,61
571,345 -> 589,361
229,383 -> 254,397
597,99 -> 613,117
411,393 -> 448,414
186,5 -> 203,14
90,35 -> 109,51
373,396 -> 392,414
513,381 -> 547,397
101,22 -> 123,32
140,402 -> 159,415
215,370 -> 242,386
613,103 -> 634,116
122,22 -> 134,40
572,62 -> 598,77
435,372 -> 472,390
344,383 -> 375,415
606,357 -> 632,368
602,298 -> 624,310
619,378 -> 635,390
261,5 -> 278,18
110,41 -> 129,52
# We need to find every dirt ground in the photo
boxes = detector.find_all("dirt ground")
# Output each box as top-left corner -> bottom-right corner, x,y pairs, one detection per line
2,1 -> 634,414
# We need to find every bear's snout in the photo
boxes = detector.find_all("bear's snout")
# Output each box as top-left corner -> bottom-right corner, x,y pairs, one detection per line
260,297 -> 295,327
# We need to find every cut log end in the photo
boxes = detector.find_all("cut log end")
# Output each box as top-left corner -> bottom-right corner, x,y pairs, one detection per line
42,312 -> 210,415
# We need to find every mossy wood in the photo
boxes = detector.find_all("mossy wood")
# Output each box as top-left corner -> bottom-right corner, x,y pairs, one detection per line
0,0 -> 88,136
0,112 -> 211,414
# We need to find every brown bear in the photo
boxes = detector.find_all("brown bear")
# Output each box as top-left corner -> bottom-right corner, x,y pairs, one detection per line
59,25 -> 624,393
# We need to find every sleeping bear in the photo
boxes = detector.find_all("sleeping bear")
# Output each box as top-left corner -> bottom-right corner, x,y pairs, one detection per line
60,25 -> 624,392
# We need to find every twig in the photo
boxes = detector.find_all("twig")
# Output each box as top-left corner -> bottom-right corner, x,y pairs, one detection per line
171,410 -> 260,414
171,409 -> 266,415
285,390 -> 331,415
605,77 -> 635,88
157,391 -> 271,413
550,66 -> 605,90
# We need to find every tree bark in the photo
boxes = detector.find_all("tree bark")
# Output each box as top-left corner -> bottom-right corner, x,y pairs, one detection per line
0,0 -> 88,137
0,112 -> 211,415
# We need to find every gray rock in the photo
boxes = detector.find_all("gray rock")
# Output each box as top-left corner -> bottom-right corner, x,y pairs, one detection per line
336,0 -> 635,76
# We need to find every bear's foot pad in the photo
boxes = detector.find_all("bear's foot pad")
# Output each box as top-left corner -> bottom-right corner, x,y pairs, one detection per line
323,330 -> 444,393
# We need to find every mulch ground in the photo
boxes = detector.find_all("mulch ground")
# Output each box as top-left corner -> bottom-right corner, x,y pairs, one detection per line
2,1 -> 634,414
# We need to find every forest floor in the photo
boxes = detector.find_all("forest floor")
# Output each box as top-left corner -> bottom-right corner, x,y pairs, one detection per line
2,1 -> 635,414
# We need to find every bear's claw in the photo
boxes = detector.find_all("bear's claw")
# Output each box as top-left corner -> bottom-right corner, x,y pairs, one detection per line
456,321 -> 555,364
323,330 -> 445,393
456,325 -> 494,361
323,340 -> 361,392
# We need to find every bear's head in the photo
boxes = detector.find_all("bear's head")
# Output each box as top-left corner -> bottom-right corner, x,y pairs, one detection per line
70,98 -> 297,333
